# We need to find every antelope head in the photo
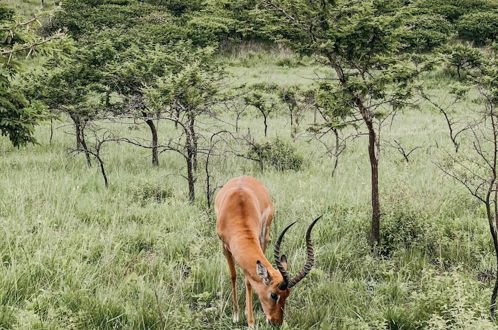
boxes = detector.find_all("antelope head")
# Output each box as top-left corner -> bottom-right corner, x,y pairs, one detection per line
254,216 -> 322,326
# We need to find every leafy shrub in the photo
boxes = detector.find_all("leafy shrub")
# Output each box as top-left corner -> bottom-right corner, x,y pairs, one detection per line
129,181 -> 172,204
276,57 -> 301,67
415,0 -> 498,22
409,269 -> 493,329
457,12 -> 498,45
401,14 -> 453,52
248,138 -> 303,171
379,211 -> 434,256
441,44 -> 483,78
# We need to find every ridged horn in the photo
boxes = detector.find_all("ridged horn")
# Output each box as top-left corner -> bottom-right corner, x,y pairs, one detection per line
273,221 -> 296,287
287,215 -> 322,288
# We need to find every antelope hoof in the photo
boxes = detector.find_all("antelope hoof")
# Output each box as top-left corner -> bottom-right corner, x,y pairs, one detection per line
232,312 -> 239,323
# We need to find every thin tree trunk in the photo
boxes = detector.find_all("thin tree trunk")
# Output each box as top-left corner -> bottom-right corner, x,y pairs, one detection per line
355,99 -> 381,247
174,108 -> 180,129
186,115 -> 196,202
96,155 -> 109,188
366,119 -> 380,246
263,114 -> 268,137
290,109 -> 295,139
79,124 -> 92,168
485,200 -> 498,317
186,145 -> 195,202
71,114 -> 92,167
49,118 -> 54,145
205,148 -> 213,208
73,116 -> 82,149
187,114 -> 198,171
143,112 -> 159,166
331,128 -> 340,178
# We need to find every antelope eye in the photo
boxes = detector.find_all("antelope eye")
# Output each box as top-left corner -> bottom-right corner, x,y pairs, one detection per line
270,292 -> 279,301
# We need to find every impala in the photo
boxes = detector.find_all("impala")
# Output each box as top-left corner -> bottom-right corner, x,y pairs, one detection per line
215,176 -> 321,326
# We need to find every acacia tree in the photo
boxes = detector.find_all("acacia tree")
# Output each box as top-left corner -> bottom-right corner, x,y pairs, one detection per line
0,5 -> 64,147
244,83 -> 279,137
260,0 -> 418,245
442,44 -> 483,79
440,52 -> 498,316
24,40 -> 106,166
145,48 -> 225,201
278,85 -> 311,140
105,38 -> 181,167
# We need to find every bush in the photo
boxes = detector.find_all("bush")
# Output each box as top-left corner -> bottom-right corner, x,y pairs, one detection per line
441,44 -> 483,78
401,14 -> 453,52
415,0 -> 498,22
276,57 -> 301,67
129,181 -> 172,205
457,12 -> 498,45
379,211 -> 434,256
248,138 -> 303,171
409,269 -> 492,329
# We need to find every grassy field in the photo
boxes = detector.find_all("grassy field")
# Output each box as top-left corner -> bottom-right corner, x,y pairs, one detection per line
1,51 -> 497,329
2,0 -> 57,18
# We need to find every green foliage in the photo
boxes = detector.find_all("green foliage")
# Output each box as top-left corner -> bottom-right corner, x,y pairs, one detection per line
415,0 -> 498,23
188,0 -> 267,44
145,47 -> 224,113
50,0 -> 264,48
410,269 -> 493,329
23,37 -> 106,122
441,44 -> 483,78
379,211 -> 434,256
401,14 -> 453,52
244,90 -> 277,112
186,13 -> 237,47
456,11 -> 498,45
0,77 -> 44,147
0,4 -> 63,147
129,180 -> 172,204
50,0 -> 162,39
259,0 -> 420,119
147,0 -> 203,16
248,137 -> 303,171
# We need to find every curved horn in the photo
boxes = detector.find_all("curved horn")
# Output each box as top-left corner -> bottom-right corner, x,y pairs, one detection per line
274,221 -> 296,286
288,216 -> 322,288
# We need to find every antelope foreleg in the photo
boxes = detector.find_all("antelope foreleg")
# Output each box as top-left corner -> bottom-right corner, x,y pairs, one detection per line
245,277 -> 255,327
223,247 -> 239,323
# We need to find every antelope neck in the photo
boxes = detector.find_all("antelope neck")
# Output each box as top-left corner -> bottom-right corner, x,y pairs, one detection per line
229,236 -> 276,283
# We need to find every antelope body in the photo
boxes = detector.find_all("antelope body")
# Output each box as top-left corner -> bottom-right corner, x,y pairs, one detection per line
215,176 -> 321,326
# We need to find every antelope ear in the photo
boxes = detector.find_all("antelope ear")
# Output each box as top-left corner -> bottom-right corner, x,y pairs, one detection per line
256,260 -> 271,285
280,255 -> 288,271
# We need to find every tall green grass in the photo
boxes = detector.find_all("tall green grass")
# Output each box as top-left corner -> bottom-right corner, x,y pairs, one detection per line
2,0 -> 57,18
1,55 -> 497,329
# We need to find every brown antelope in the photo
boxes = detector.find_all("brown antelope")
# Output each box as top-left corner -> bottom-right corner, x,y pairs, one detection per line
215,176 -> 321,326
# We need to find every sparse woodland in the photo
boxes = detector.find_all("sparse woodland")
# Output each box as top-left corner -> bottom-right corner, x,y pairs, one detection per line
1,0 -> 498,328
